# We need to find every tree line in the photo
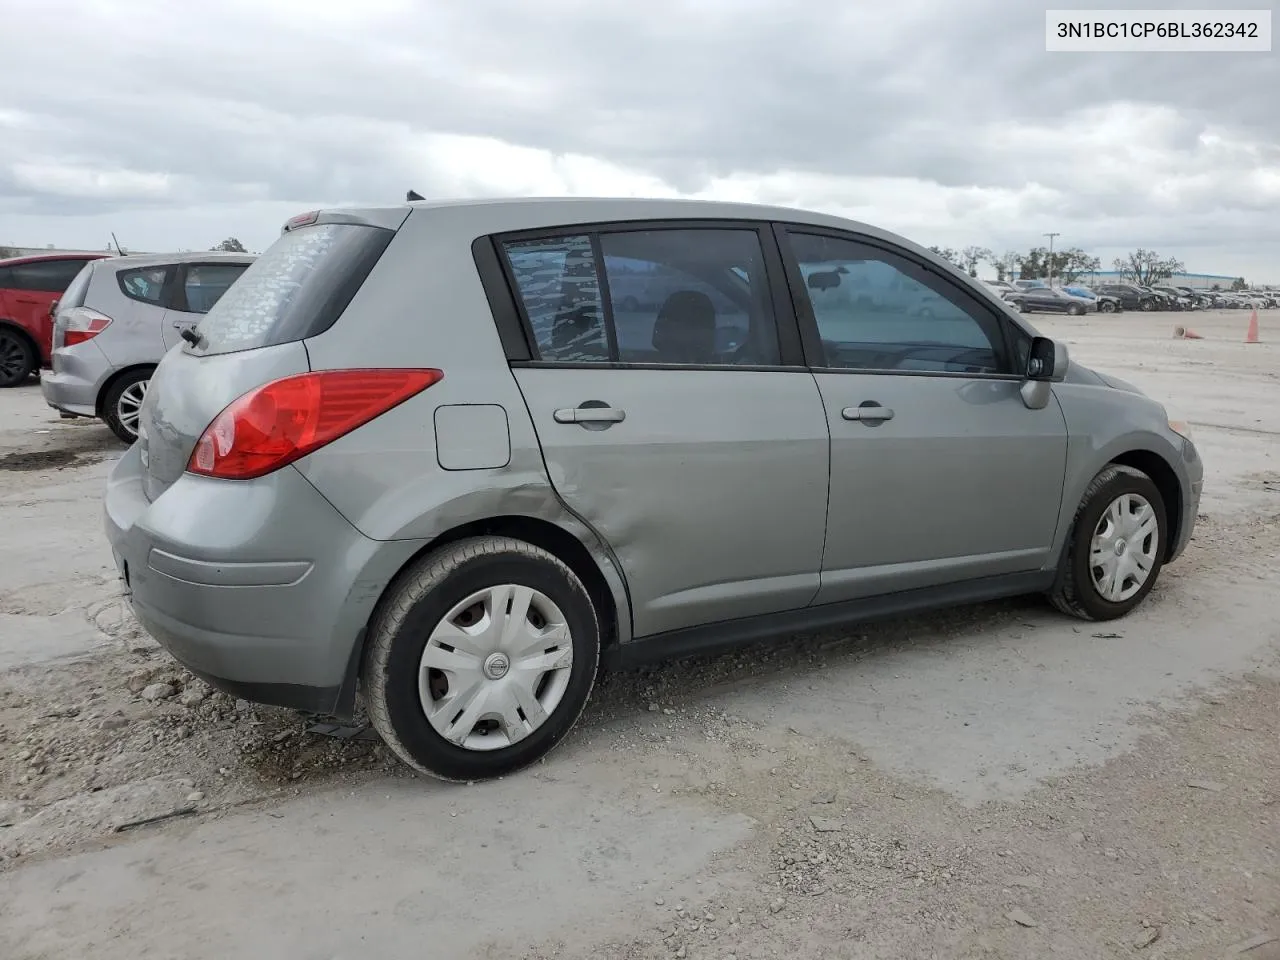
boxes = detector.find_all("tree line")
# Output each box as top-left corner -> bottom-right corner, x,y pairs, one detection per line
923,244 -> 1246,288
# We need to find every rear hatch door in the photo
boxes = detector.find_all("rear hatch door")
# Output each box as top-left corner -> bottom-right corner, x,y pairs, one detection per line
136,212 -> 404,502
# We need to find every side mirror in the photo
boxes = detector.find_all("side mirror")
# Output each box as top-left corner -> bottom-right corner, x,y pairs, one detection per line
1020,336 -> 1069,410
1027,336 -> 1068,382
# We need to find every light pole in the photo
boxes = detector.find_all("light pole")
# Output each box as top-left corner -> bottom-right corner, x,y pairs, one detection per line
1044,232 -> 1060,286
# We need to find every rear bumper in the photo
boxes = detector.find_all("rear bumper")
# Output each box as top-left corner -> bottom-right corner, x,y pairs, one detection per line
103,444 -> 426,716
43,345 -> 111,416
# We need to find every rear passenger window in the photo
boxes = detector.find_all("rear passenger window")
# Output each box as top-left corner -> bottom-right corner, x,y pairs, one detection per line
503,235 -> 609,362
182,263 -> 249,314
10,259 -> 91,293
118,266 -> 172,305
502,227 -> 781,366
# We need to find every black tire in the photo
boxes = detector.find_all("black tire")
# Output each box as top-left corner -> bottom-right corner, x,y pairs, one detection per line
1067,304 -> 1083,316
0,327 -> 36,388
1099,300 -> 1117,313
1049,464 -> 1167,622
362,536 -> 601,782
101,369 -> 152,444
1140,299 -> 1155,311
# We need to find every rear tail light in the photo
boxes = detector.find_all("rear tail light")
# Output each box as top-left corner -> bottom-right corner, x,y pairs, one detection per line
187,368 -> 443,481
59,308 -> 113,348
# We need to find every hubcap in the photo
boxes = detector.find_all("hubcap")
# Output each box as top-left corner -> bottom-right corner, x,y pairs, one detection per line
1090,493 -> 1159,603
0,333 -> 27,382
116,379 -> 149,438
419,584 -> 574,752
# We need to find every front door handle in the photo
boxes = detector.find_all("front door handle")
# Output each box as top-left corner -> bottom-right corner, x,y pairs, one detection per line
842,403 -> 894,423
553,405 -> 626,425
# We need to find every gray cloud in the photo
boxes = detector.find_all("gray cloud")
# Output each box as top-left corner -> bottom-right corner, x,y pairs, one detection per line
2,0 -> 1277,274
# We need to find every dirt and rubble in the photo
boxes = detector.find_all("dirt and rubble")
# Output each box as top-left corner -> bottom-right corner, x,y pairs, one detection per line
2,310 -> 1279,959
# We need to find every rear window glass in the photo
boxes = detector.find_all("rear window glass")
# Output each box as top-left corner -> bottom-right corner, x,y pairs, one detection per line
59,262 -> 95,310
190,222 -> 392,356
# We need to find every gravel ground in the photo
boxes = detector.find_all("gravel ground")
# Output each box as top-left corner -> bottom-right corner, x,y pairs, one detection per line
1,309 -> 1278,959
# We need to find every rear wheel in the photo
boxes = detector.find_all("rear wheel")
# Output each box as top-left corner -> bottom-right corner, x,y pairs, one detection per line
101,370 -> 152,443
1049,464 -> 1167,621
0,328 -> 36,388
363,536 -> 600,781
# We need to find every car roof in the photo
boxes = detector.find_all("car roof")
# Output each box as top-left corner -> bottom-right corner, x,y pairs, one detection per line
0,252 -> 108,267
93,251 -> 257,271
313,196 -> 963,267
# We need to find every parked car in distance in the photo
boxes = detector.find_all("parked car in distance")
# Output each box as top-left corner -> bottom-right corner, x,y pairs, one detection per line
104,197 -> 1203,782
1097,283 -> 1162,312
1153,286 -> 1194,310
1006,285 -> 1096,316
42,252 -> 254,442
1171,287 -> 1211,309
1061,285 -> 1123,314
0,252 -> 110,387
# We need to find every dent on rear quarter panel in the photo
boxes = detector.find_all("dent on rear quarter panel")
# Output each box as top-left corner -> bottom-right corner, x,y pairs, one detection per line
294,203 -> 634,643
1049,381 -> 1189,560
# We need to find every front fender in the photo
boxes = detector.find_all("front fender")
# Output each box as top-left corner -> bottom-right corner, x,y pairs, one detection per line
1049,381 -> 1200,562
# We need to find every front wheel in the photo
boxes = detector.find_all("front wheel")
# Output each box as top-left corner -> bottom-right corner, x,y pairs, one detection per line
1049,464 -> 1167,621
1099,300 -> 1117,313
1067,304 -> 1084,316
0,329 -> 36,388
1140,299 -> 1155,311
362,536 -> 601,781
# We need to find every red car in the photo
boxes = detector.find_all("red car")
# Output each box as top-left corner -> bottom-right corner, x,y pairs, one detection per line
0,252 -> 110,387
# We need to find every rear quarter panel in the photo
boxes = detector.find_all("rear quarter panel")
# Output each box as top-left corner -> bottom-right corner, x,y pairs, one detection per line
89,275 -> 169,369
295,204 -> 633,641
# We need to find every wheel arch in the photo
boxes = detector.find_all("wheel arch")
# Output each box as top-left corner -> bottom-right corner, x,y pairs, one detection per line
340,514 -> 629,719
95,363 -> 157,416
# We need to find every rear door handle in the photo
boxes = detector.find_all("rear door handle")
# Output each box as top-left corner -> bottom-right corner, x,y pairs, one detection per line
842,404 -> 894,422
553,406 -> 626,425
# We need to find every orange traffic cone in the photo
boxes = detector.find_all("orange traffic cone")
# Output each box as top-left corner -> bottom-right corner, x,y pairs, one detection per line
1174,326 -> 1203,339
1245,310 -> 1260,344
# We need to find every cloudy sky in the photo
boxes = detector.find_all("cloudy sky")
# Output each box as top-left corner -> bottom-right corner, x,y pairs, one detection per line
3,0 -> 1278,280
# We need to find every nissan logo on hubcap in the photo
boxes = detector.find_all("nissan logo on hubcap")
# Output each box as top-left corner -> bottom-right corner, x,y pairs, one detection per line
483,653 -> 510,680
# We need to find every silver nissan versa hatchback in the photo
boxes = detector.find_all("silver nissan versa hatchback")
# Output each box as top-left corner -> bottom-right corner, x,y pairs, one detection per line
103,198 -> 1203,782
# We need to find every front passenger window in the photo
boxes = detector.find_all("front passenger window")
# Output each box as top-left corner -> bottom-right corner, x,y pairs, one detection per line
787,232 -> 1007,375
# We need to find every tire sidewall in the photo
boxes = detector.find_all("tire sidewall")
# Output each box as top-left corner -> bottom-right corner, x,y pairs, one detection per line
1069,472 -> 1167,618
378,551 -> 599,781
